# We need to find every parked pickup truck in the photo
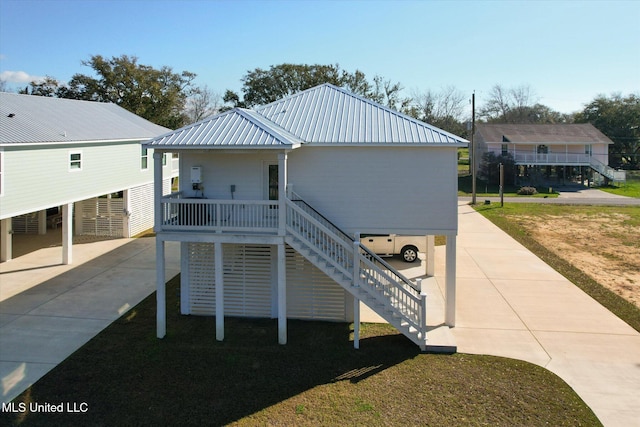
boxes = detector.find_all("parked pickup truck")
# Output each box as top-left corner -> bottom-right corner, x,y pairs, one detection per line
359,234 -> 425,263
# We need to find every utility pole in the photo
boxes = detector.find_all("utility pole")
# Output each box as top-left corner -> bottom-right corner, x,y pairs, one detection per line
471,92 -> 476,205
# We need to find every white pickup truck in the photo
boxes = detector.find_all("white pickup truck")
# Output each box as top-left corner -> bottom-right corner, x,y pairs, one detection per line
359,234 -> 425,263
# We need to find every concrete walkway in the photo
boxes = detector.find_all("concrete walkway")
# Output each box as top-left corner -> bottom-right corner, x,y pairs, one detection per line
439,202 -> 640,427
0,237 -> 180,403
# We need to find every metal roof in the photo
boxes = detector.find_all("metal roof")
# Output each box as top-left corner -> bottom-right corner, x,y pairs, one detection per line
144,83 -> 468,150
0,92 -> 169,145
145,108 -> 303,149
476,123 -> 613,145
257,83 -> 468,145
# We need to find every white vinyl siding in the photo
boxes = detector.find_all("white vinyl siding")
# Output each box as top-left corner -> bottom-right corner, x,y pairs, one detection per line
0,142 -> 171,220
0,151 -> 3,196
127,180 -> 172,237
288,146 -> 458,234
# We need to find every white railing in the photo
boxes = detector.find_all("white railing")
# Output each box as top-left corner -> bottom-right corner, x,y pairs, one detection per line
286,200 -> 354,278
285,197 -> 426,342
512,152 -> 591,165
160,198 -> 279,233
590,157 -> 626,182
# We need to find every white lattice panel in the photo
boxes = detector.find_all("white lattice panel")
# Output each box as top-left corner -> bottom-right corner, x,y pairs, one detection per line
223,245 -> 273,317
80,197 -> 125,237
12,212 -> 39,234
188,242 -> 217,315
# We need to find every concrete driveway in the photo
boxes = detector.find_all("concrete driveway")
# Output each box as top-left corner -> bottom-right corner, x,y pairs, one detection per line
440,202 -> 640,427
0,236 -> 180,403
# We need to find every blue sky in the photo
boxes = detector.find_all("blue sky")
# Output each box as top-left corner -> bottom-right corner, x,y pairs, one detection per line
1,0 -> 638,116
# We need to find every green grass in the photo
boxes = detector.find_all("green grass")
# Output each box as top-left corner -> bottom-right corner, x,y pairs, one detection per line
597,170 -> 640,198
1,275 -> 600,426
458,175 -> 559,198
475,203 -> 640,333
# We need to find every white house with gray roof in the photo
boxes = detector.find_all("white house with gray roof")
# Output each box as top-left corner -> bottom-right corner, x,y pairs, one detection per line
145,84 -> 467,351
0,92 -> 177,264
475,123 -> 625,185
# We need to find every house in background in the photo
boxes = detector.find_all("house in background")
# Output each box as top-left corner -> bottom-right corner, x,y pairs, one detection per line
145,84 -> 467,351
475,123 -> 625,186
0,92 -> 177,264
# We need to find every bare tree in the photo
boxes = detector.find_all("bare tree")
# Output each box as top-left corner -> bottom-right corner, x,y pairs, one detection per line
185,85 -> 221,123
479,84 -> 540,122
406,86 -> 467,137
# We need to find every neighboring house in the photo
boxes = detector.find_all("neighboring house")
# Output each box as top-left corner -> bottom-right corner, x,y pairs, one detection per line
475,123 -> 625,185
0,92 -> 178,264
145,84 -> 467,350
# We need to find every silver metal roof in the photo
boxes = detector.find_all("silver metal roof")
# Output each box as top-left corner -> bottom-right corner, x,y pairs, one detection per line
0,92 -> 169,145
145,108 -> 303,148
257,84 -> 468,145
144,83 -> 468,149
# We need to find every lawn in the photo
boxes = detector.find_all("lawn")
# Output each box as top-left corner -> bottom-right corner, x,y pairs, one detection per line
597,170 -> 640,198
1,275 -> 601,426
458,175 -> 558,197
475,203 -> 640,333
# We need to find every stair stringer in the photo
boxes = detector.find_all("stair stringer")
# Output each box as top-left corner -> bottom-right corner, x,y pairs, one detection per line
285,232 -> 428,350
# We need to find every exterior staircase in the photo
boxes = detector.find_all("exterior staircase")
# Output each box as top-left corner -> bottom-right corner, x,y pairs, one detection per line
590,157 -> 626,183
284,195 -> 435,351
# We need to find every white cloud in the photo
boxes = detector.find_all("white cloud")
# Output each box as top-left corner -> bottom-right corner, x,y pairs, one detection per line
0,70 -> 45,83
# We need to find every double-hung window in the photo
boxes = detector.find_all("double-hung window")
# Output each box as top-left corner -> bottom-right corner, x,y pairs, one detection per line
141,147 -> 149,170
69,151 -> 82,171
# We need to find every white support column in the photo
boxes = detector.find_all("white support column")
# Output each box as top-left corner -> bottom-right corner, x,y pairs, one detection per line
215,241 -> 224,341
156,238 -> 166,338
1,218 -> 12,262
277,242 -> 287,345
445,234 -> 457,326
278,152 -> 288,236
153,151 -> 164,233
38,210 -> 47,235
353,296 -> 360,350
62,203 -> 73,265
426,235 -> 435,277
122,189 -> 131,238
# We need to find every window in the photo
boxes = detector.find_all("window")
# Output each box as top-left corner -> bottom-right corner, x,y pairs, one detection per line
141,147 -> 148,169
501,144 -> 508,156
585,145 -> 592,155
69,151 -> 82,171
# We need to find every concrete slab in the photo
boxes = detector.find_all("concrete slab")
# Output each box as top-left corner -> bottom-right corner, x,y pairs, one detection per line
0,237 -> 180,403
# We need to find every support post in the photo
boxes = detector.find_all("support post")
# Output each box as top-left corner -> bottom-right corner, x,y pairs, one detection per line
62,203 -> 73,265
156,238 -> 166,338
153,151 -> 163,233
0,218 -> 12,262
353,296 -> 360,350
445,234 -> 457,326
426,235 -> 435,277
215,241 -> 224,341
278,152 -> 288,236
277,242 -> 287,344
38,210 -> 47,235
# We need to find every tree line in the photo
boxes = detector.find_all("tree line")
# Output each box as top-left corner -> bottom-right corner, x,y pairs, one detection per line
5,55 -> 638,169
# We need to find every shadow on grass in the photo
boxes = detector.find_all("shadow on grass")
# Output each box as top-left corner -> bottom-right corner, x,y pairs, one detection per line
2,275 -> 420,426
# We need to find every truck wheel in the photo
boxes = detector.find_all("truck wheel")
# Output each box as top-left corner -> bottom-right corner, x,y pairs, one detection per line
401,246 -> 418,263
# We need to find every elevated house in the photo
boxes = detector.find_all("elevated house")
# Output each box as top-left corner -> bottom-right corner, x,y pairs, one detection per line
475,123 -> 625,186
0,92 -> 177,263
145,84 -> 467,350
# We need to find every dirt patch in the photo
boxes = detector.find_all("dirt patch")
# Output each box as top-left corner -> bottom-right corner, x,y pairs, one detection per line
516,212 -> 640,309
